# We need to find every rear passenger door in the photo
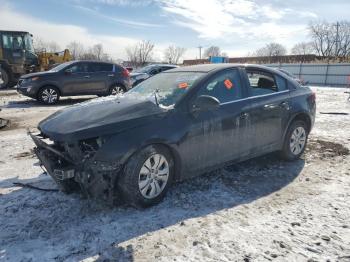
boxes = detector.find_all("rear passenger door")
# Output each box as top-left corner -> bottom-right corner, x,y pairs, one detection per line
87,62 -> 114,93
242,68 -> 291,152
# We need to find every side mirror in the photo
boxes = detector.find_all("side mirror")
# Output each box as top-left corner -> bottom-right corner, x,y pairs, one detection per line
191,95 -> 220,113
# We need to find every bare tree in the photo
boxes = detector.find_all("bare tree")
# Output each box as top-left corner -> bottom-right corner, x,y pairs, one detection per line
204,46 -> 221,57
164,45 -> 186,64
291,42 -> 314,55
33,37 -> 61,53
66,41 -> 85,60
126,40 -> 154,67
309,21 -> 336,57
254,43 -> 287,57
92,44 -> 104,60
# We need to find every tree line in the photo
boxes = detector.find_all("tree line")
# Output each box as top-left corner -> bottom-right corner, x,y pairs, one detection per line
33,20 -> 350,66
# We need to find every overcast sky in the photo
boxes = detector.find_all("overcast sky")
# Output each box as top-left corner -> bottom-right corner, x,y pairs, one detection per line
0,0 -> 349,61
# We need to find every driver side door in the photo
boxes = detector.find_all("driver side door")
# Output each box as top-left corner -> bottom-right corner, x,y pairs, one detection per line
180,68 -> 250,175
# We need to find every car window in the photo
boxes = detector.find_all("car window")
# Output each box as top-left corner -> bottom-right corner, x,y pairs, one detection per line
89,63 -> 113,72
275,75 -> 288,91
162,67 -> 173,72
149,68 -> 161,75
2,34 -> 23,49
69,63 -> 89,73
246,69 -> 279,96
196,69 -> 242,103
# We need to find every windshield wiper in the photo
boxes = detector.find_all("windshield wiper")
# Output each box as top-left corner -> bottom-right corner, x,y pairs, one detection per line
153,89 -> 160,106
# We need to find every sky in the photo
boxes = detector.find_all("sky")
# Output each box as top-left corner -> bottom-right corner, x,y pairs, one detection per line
0,0 -> 349,61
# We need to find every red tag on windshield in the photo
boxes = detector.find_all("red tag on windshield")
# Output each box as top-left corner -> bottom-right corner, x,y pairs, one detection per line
178,82 -> 188,89
224,79 -> 233,89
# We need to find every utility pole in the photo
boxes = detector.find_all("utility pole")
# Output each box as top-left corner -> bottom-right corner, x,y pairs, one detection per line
335,21 -> 340,57
198,45 -> 203,60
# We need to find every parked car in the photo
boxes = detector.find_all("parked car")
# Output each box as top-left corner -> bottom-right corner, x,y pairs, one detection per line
276,68 -> 306,85
30,64 -> 316,207
17,60 -> 131,104
130,64 -> 178,87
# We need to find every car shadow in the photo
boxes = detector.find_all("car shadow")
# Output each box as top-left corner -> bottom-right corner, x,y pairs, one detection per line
0,153 -> 304,261
2,97 -> 95,109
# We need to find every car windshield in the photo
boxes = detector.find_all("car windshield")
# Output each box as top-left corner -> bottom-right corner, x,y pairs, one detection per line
127,72 -> 204,107
49,61 -> 75,72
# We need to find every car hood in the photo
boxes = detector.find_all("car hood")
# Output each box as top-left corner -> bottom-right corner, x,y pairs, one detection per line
38,95 -> 166,142
21,71 -> 56,79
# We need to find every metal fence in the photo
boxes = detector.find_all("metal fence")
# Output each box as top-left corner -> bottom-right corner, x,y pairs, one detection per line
265,63 -> 350,87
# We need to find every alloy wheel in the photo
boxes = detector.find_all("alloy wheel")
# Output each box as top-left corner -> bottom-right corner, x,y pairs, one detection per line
111,86 -> 124,95
41,88 -> 58,104
138,154 -> 169,199
289,126 -> 306,155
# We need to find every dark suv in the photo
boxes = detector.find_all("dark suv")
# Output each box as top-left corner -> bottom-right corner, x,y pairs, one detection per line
17,61 -> 131,104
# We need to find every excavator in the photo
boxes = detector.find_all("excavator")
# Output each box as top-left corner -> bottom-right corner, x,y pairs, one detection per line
0,30 -> 71,88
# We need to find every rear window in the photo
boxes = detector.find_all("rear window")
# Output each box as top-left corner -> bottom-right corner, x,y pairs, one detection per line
89,63 -> 113,72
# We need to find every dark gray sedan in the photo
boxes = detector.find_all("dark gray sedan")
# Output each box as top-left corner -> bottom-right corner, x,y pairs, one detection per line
31,64 -> 316,207
17,60 -> 131,104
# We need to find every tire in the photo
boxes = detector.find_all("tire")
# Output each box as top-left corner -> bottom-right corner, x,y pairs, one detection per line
0,67 -> 9,89
118,145 -> 174,207
109,85 -> 126,96
280,120 -> 309,161
37,86 -> 60,105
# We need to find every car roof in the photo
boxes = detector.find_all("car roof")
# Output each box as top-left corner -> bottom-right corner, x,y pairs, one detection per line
149,64 -> 178,68
168,63 -> 284,75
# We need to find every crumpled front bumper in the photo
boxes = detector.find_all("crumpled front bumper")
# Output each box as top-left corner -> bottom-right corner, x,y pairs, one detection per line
29,132 -> 123,203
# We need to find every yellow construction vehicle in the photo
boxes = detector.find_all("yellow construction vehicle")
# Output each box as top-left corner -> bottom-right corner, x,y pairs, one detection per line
37,49 -> 72,71
0,30 -> 72,88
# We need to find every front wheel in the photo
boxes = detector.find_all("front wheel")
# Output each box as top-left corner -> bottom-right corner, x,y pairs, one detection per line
280,120 -> 308,160
0,68 -> 9,89
109,85 -> 125,96
38,86 -> 60,104
118,145 -> 174,207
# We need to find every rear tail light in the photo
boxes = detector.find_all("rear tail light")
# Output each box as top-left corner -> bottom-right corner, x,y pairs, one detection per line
122,68 -> 130,77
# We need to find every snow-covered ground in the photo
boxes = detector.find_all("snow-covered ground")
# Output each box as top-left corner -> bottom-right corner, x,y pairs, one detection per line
0,87 -> 350,261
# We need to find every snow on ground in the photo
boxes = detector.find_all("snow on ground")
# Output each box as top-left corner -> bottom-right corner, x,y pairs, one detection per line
0,87 -> 350,261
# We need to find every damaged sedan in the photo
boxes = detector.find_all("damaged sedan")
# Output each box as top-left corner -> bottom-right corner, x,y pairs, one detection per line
30,64 -> 316,207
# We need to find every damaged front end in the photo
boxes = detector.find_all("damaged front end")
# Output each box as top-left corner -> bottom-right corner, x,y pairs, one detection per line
29,132 -> 123,203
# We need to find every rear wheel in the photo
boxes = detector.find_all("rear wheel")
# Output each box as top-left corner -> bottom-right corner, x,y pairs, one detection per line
280,120 -> 308,160
118,145 -> 174,207
38,86 -> 60,104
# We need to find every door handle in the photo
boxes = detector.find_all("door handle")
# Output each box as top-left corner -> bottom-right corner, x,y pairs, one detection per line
239,112 -> 249,119
280,101 -> 290,110
263,104 -> 277,110
83,75 -> 90,78
108,74 -> 114,77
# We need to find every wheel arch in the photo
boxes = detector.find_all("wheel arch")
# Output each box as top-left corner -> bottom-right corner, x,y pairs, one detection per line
283,112 -> 312,144
123,141 -> 182,184
37,84 -> 61,99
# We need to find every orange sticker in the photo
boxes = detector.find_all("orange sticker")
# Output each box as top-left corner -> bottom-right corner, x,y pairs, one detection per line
178,82 -> 188,89
224,79 -> 233,89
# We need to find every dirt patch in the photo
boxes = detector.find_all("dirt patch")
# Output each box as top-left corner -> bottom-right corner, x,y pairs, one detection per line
13,149 -> 35,160
0,121 -> 21,131
306,139 -> 350,159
